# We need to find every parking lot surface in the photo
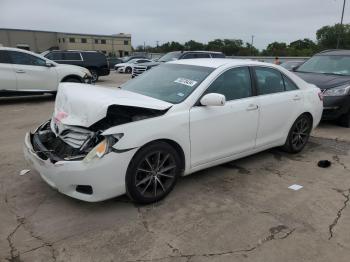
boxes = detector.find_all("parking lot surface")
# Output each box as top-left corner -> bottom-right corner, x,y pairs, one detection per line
1,72 -> 350,262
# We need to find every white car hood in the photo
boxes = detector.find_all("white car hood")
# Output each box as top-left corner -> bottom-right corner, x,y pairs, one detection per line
54,83 -> 172,127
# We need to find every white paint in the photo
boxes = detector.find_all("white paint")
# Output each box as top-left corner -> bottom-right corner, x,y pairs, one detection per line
288,184 -> 303,191
19,169 -> 30,176
24,59 -> 323,202
0,47 -> 90,93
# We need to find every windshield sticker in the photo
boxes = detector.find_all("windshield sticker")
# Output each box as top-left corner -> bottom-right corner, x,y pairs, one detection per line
174,78 -> 198,87
177,92 -> 185,97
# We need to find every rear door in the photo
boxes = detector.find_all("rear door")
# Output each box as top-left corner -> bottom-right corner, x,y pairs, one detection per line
8,51 -> 58,92
0,50 -> 17,91
253,66 -> 303,147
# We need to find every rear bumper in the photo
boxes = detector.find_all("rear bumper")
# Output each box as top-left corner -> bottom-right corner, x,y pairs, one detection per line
322,95 -> 350,120
23,132 -> 137,202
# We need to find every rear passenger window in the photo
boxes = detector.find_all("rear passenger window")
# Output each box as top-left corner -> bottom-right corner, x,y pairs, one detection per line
63,52 -> 81,60
46,52 -> 63,60
195,53 -> 211,58
211,53 -> 225,58
255,67 -> 284,95
283,75 -> 299,91
204,67 -> 252,101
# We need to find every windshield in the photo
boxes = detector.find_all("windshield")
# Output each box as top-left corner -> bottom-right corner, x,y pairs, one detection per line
121,64 -> 214,104
297,55 -> 350,76
158,52 -> 182,62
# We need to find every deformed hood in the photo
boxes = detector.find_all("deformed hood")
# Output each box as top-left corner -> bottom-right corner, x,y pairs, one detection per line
54,83 -> 172,127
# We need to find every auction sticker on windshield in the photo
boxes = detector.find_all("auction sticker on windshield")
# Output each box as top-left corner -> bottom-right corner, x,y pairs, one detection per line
174,78 -> 198,87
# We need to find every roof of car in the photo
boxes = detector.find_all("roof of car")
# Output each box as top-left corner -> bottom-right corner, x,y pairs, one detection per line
317,49 -> 350,56
170,58 -> 268,68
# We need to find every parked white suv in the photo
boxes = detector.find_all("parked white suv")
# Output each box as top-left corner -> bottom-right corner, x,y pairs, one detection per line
0,47 -> 91,95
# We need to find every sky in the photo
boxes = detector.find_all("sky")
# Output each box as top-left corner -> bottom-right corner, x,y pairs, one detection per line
0,0 -> 348,50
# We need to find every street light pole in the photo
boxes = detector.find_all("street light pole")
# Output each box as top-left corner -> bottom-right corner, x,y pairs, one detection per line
251,35 -> 254,55
336,0 -> 346,49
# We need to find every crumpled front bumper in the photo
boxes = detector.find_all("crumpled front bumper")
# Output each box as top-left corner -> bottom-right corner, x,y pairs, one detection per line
23,132 -> 137,202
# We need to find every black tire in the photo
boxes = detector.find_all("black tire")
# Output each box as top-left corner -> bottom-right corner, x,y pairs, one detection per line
125,67 -> 132,74
90,70 -> 99,82
338,111 -> 350,128
62,77 -> 82,83
126,141 -> 182,204
282,114 -> 312,153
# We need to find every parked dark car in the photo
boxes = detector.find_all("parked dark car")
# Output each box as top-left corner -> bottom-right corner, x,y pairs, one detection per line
132,51 -> 225,77
280,60 -> 305,71
107,57 -> 123,69
45,50 -> 110,81
294,49 -> 350,127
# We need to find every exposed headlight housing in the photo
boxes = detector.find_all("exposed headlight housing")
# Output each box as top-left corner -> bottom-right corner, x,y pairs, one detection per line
323,85 -> 350,96
83,134 -> 123,163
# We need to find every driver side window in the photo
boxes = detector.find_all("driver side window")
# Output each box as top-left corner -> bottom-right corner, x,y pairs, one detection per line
9,51 -> 46,66
204,67 -> 252,101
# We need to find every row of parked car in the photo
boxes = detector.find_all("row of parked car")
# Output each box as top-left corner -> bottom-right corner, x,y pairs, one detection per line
1,47 -> 350,127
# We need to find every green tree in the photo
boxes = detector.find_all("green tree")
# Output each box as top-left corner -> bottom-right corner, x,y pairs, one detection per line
316,23 -> 350,49
184,40 -> 205,50
262,42 -> 288,56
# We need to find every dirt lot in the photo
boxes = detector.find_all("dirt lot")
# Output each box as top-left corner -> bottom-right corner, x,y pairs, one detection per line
1,72 -> 350,262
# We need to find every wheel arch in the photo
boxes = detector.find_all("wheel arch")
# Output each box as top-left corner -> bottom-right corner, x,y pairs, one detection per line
132,138 -> 186,173
60,75 -> 83,83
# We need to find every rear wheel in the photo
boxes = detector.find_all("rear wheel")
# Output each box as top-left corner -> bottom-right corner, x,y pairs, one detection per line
338,111 -> 350,128
126,142 -> 181,204
282,114 -> 312,153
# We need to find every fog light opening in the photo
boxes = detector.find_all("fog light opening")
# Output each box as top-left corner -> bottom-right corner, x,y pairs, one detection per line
76,185 -> 93,195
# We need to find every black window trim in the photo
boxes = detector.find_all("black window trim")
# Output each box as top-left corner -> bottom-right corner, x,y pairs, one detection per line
0,50 -> 12,64
47,51 -> 83,61
251,66 -> 299,97
193,65 -> 255,107
8,51 -> 46,66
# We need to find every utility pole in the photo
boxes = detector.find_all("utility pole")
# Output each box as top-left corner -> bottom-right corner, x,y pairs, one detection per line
143,41 -> 146,52
337,0 -> 346,49
251,35 -> 254,56
156,41 -> 159,48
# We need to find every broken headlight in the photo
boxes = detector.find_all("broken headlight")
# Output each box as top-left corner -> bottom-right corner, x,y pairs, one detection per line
83,134 -> 123,163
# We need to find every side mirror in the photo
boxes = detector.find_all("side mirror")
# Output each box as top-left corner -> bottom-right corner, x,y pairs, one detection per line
291,65 -> 298,71
45,62 -> 55,67
200,93 -> 226,106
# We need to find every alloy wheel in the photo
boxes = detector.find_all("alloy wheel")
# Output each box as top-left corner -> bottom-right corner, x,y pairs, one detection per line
291,117 -> 311,150
135,151 -> 176,198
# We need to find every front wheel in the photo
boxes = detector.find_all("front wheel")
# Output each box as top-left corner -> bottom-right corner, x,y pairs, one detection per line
125,67 -> 132,74
90,69 -> 99,82
282,114 -> 312,153
126,142 -> 182,204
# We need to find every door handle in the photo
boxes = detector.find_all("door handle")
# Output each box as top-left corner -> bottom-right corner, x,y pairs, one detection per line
16,70 -> 25,73
293,95 -> 301,101
246,104 -> 259,111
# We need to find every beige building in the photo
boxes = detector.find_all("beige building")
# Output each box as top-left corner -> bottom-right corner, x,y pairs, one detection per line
0,28 -> 132,57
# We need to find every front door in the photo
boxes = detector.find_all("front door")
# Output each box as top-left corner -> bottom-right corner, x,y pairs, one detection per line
190,67 -> 259,167
8,51 -> 58,92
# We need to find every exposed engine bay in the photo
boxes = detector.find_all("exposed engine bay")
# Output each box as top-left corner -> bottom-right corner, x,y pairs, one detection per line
31,105 -> 168,163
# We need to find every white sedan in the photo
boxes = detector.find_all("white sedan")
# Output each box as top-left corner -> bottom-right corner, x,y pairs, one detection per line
24,59 -> 323,203
0,47 -> 91,95
114,58 -> 152,73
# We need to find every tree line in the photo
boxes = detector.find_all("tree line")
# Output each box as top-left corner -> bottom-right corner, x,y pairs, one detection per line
134,24 -> 350,56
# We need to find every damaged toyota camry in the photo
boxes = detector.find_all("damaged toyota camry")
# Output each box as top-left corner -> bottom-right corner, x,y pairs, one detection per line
24,59 -> 323,203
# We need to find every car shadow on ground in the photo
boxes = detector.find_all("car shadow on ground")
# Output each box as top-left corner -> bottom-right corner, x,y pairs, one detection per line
0,94 -> 55,105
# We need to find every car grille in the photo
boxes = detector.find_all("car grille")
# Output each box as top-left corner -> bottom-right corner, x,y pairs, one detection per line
132,65 -> 148,77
